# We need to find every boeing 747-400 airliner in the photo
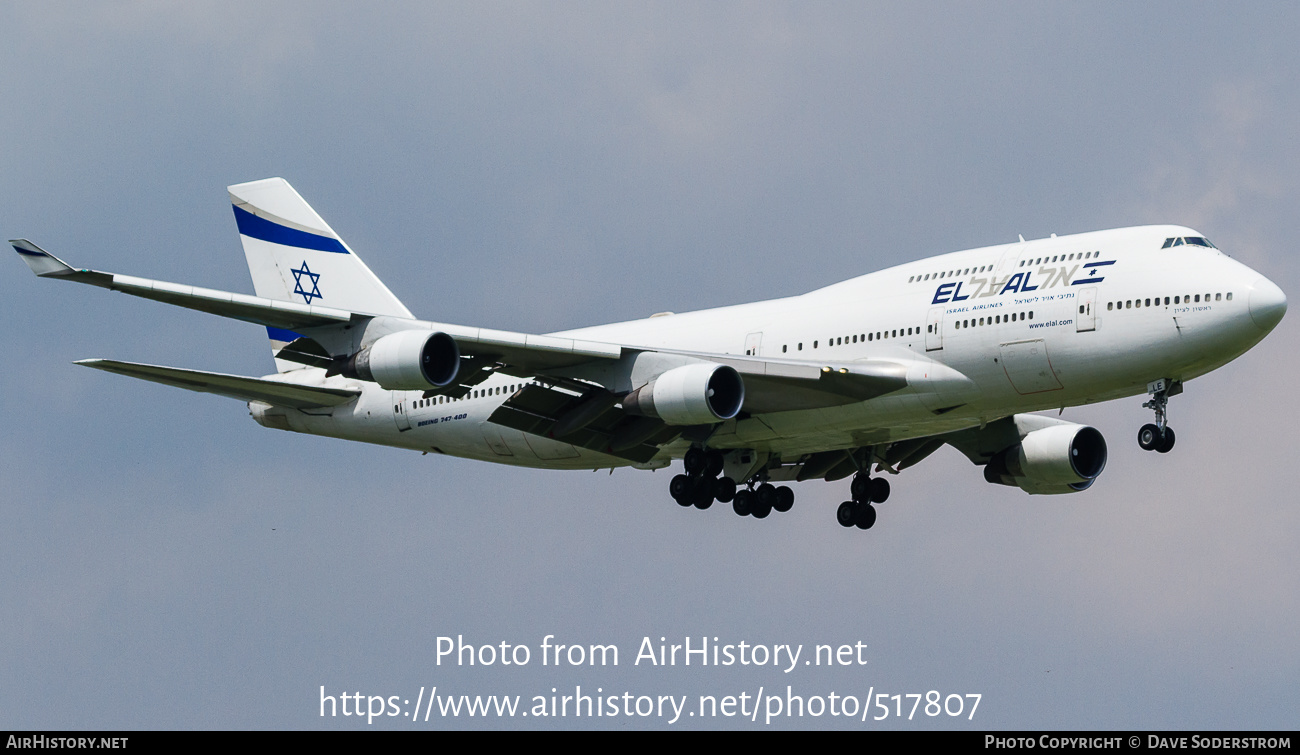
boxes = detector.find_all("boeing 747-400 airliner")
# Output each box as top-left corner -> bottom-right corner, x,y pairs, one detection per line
13,178 -> 1287,531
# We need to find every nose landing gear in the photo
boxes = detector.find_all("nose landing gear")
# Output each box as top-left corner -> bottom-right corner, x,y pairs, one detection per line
1138,379 -> 1181,454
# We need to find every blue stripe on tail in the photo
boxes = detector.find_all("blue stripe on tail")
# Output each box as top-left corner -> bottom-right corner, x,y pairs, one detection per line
233,205 -> 349,254
266,327 -> 304,342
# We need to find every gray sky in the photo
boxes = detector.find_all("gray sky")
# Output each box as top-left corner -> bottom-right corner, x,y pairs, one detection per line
2,2 -> 1297,729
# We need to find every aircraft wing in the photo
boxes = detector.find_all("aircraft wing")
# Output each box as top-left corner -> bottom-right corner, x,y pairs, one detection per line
15,240 -> 917,413
76,359 -> 360,410
13,239 -> 355,332
648,349 -> 910,411
12,239 -> 622,370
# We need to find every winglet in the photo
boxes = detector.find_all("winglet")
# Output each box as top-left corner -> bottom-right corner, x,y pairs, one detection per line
11,239 -> 113,286
12,238 -> 75,276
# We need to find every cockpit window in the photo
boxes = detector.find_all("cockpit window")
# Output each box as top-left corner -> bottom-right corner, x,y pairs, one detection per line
1161,236 -> 1218,249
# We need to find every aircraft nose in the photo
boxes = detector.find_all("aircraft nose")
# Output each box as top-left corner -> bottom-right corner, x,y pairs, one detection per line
1248,276 -> 1287,332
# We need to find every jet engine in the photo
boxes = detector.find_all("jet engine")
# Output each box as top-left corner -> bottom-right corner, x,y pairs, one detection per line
621,363 -> 745,425
339,330 -> 461,390
983,423 -> 1107,494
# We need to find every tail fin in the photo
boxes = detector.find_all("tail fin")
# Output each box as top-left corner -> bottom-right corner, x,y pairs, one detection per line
229,178 -> 413,371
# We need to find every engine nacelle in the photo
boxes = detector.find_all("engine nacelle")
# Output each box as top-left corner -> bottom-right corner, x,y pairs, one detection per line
343,330 -> 460,390
621,363 -> 745,425
984,424 -> 1107,495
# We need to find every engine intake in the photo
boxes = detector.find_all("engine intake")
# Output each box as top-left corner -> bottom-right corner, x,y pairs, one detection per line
622,363 -> 745,425
984,424 -> 1107,494
340,330 -> 460,390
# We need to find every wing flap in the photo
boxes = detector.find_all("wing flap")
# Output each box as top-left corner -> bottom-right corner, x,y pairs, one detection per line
76,359 -> 360,409
488,383 -> 673,463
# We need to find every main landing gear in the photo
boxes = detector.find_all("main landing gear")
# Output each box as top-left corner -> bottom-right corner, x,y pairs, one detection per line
837,471 -> 889,530
1137,379 -> 1181,454
731,482 -> 794,519
669,447 -> 794,520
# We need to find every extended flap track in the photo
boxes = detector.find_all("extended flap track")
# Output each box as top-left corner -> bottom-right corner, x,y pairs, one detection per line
488,380 -> 682,464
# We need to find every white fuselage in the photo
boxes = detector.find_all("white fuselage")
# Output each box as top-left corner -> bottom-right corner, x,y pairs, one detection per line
265,225 -> 1284,468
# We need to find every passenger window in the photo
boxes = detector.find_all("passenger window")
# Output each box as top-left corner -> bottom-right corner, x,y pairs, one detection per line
1107,302 -> 1113,311
782,345 -> 787,353
1227,292 -> 1233,300
1215,293 -> 1221,301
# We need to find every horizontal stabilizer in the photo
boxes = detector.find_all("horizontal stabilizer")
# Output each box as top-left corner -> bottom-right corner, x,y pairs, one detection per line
76,359 -> 360,409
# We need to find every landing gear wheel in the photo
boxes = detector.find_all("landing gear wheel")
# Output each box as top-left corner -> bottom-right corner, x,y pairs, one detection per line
670,474 -> 692,505
691,478 -> 714,509
773,486 -> 794,513
684,448 -> 707,475
756,483 -> 777,509
751,497 -> 772,519
1137,423 -> 1161,451
1156,426 -> 1175,453
704,451 -> 725,478
836,501 -> 856,527
869,477 -> 890,504
733,489 -> 754,516
713,476 -> 737,503
854,502 -> 877,530
851,474 -> 871,502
